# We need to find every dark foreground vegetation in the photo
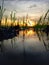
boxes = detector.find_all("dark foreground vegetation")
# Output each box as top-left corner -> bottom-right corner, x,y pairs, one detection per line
33,24 -> 49,32
0,25 -> 20,41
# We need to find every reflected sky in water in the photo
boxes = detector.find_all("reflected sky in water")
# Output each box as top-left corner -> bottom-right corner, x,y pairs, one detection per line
0,29 -> 49,54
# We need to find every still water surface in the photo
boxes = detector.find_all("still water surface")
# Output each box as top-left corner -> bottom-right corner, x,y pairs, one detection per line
0,29 -> 49,52
0,29 -> 49,65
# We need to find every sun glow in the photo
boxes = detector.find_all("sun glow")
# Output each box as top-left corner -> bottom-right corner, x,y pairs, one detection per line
20,29 -> 36,38
27,21 -> 36,27
1,17 -> 36,27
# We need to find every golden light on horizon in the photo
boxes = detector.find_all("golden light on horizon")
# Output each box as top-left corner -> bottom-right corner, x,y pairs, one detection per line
1,18 -> 36,27
27,21 -> 36,27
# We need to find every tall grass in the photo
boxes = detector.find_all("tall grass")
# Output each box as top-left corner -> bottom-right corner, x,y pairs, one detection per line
13,12 -> 16,26
0,0 -> 6,26
37,9 -> 49,25
5,15 -> 8,26
10,11 -> 13,26
44,10 -> 49,21
43,10 -> 49,25
37,15 -> 43,25
47,16 -> 49,24
10,11 -> 16,26
23,16 -> 25,26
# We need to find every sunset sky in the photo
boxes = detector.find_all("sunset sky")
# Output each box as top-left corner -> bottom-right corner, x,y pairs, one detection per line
0,0 -> 49,18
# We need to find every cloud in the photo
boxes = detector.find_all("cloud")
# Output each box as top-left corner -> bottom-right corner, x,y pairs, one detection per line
0,0 -> 48,2
0,0 -> 49,17
28,4 -> 37,9
0,0 -> 49,3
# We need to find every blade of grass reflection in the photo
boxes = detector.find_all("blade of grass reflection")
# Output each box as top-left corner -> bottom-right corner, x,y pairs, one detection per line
36,31 -> 41,41
40,31 -> 49,51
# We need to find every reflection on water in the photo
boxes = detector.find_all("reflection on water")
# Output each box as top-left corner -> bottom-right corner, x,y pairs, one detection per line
0,28 -> 49,53
36,31 -> 49,51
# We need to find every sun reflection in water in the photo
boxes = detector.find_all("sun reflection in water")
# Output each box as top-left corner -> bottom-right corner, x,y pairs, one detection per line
19,29 -> 36,38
